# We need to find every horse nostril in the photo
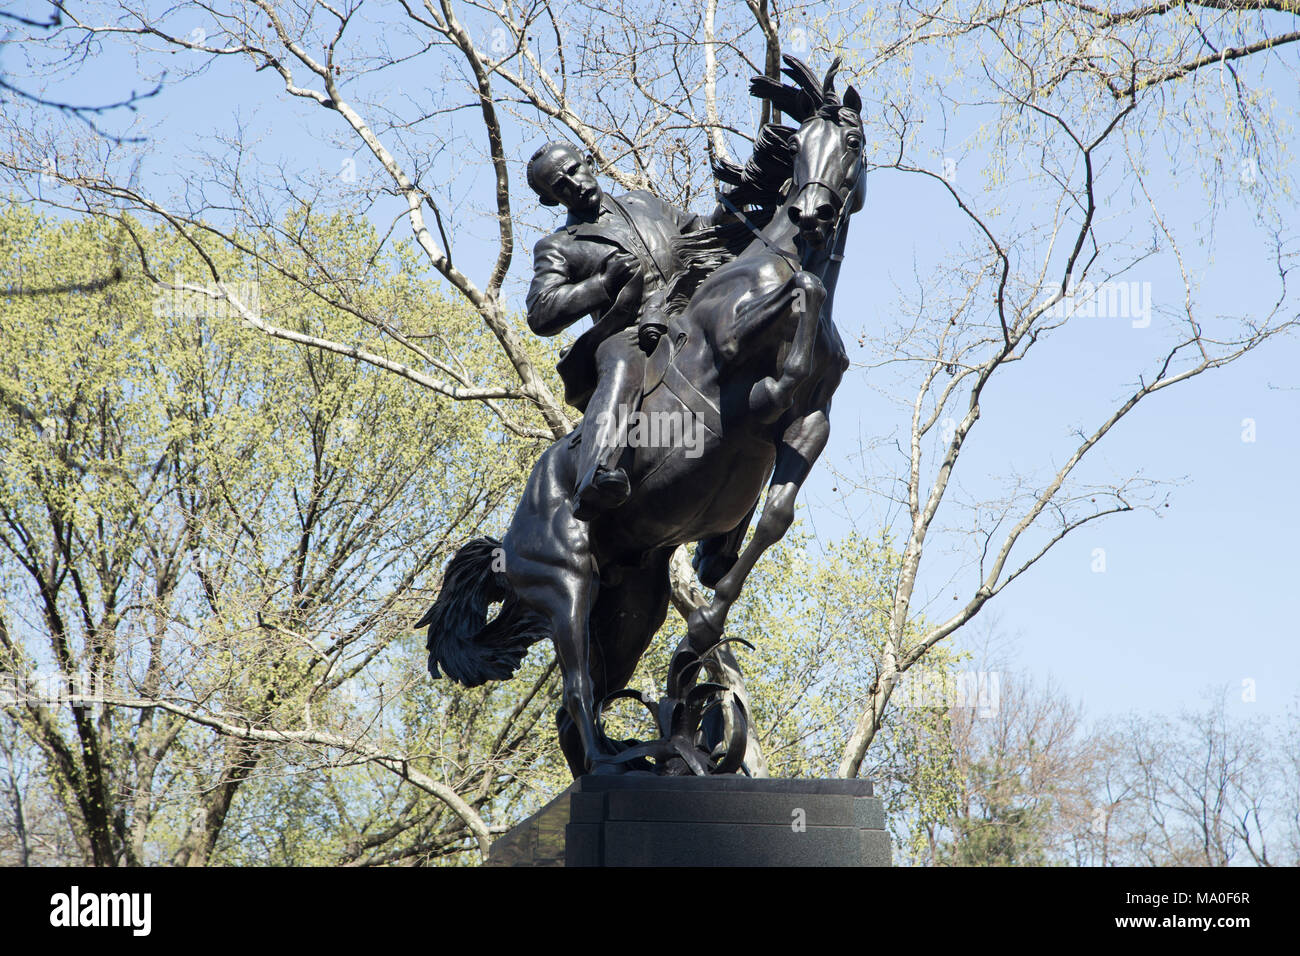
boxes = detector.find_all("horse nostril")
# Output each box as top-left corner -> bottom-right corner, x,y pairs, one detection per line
816,203 -> 836,221
788,206 -> 802,225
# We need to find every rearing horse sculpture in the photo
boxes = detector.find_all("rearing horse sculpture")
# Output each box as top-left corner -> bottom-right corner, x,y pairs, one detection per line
418,58 -> 864,776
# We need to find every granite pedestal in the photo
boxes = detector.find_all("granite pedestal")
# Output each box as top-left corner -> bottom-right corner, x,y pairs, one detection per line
487,775 -> 890,867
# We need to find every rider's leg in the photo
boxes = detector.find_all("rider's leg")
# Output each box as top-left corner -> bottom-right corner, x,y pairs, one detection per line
573,328 -> 645,520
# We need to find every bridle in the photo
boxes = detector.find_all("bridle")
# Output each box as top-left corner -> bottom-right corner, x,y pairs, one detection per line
719,140 -> 863,271
786,162 -> 863,264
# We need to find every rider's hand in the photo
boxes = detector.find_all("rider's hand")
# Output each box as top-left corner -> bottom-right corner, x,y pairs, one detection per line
600,251 -> 640,296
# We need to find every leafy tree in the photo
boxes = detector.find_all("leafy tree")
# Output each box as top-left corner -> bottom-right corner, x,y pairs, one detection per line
0,203 -> 555,864
940,767 -> 1051,867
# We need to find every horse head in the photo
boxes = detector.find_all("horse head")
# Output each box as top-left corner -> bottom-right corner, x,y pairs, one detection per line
782,59 -> 865,248
745,55 -> 866,250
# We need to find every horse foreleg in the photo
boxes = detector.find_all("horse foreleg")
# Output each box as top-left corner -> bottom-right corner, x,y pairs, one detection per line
686,406 -> 831,652
693,499 -> 758,588
750,272 -> 827,424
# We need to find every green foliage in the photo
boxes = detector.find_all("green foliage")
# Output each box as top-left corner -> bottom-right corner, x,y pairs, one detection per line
937,762 -> 1050,867
0,202 -> 554,864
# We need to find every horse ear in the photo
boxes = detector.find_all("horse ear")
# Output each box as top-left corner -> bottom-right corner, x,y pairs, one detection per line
823,56 -> 842,94
843,86 -> 862,114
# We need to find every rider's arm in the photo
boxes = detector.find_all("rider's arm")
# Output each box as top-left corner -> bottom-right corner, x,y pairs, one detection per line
526,235 -> 613,336
678,200 -> 738,234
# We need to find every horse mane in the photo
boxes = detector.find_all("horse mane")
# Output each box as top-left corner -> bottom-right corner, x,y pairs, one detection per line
666,211 -> 770,313
710,122 -> 798,211
666,56 -> 856,314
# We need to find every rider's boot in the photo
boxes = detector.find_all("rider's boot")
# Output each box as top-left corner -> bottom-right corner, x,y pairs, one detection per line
572,329 -> 643,521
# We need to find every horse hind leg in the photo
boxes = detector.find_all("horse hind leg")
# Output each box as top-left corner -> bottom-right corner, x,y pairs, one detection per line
581,549 -> 673,753
512,547 -> 607,777
693,500 -> 757,588
502,442 -> 614,777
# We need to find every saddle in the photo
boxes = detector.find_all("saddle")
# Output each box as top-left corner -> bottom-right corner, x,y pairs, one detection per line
563,327 -> 723,458
641,329 -> 723,441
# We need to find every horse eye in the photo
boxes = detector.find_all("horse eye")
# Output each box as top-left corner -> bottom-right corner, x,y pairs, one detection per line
846,134 -> 862,150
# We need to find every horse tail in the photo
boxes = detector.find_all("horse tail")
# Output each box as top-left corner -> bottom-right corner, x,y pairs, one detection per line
416,537 -> 550,687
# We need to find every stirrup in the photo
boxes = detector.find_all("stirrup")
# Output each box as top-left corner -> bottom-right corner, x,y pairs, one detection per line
572,465 -> 631,520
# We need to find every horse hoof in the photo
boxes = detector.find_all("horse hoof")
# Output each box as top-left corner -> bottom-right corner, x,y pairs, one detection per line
686,606 -> 725,649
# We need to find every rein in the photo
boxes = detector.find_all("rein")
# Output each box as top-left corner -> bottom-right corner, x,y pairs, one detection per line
717,162 -> 860,273
717,191 -> 802,272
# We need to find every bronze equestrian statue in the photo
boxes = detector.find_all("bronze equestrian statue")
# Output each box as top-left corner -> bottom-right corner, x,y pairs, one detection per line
418,57 -> 864,777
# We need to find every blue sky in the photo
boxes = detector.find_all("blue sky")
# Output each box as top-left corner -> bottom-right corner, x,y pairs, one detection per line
17,2 -> 1298,729
827,66 -> 1300,724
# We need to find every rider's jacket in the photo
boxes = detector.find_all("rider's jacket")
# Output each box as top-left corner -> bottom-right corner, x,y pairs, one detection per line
526,191 -> 705,409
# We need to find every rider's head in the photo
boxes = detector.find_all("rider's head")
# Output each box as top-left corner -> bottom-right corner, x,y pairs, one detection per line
527,142 -> 602,218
